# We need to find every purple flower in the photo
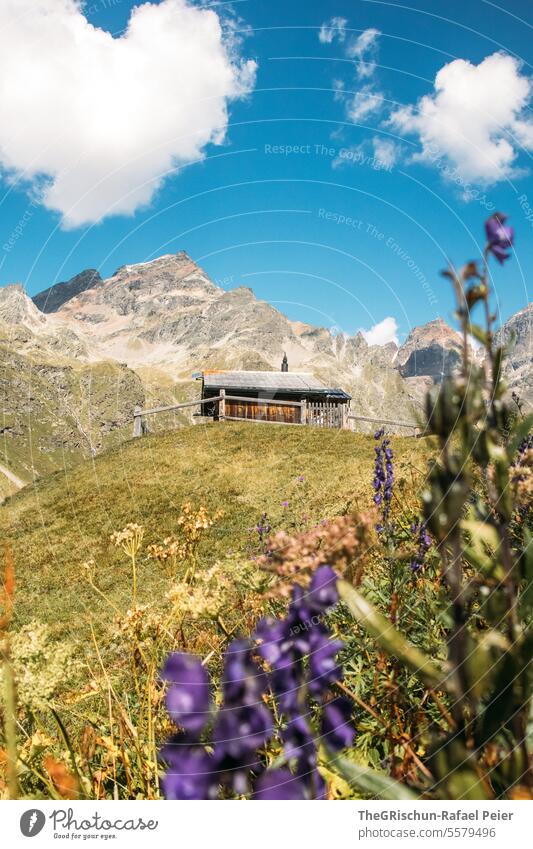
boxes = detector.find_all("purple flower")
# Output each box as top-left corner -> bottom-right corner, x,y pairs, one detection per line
411,520 -> 431,573
281,500 -> 289,508
253,768 -> 307,799
160,741 -> 215,800
213,702 -> 273,759
255,616 -> 288,665
308,630 -> 343,696
253,570 -> 351,798
160,652 -> 210,737
320,697 -> 356,751
221,639 -> 268,705
307,565 -> 339,613
485,213 -> 514,264
372,433 -> 394,529
160,571 -> 354,801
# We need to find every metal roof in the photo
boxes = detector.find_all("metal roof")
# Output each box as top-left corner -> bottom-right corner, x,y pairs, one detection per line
202,370 -> 351,399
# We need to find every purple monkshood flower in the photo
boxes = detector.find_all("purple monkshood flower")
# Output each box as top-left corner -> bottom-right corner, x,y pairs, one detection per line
253,768 -> 307,799
373,430 -> 394,530
221,638 -> 268,705
308,629 -> 343,696
410,520 -> 432,573
485,212 -> 514,264
159,567 -> 355,800
160,641 -> 274,800
321,697 -> 356,752
514,433 -> 533,462
255,512 -> 272,538
160,652 -> 211,737
160,740 -> 215,800
253,566 -> 354,798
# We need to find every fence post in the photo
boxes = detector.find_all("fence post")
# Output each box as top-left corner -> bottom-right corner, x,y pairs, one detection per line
300,399 -> 307,425
340,403 -> 347,429
133,405 -> 143,437
219,389 -> 226,421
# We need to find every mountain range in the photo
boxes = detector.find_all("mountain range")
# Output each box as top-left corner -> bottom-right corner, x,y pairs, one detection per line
0,251 -> 530,489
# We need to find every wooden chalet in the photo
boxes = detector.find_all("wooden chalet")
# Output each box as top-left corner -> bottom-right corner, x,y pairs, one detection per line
198,355 -> 351,428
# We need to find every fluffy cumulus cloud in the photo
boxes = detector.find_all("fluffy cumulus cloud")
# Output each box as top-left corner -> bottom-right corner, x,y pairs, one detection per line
361,317 -> 399,346
0,0 -> 256,227
389,52 -> 533,185
318,17 -> 347,44
346,28 -> 381,79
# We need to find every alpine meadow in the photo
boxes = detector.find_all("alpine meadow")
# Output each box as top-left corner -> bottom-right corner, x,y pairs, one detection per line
0,0 -> 532,820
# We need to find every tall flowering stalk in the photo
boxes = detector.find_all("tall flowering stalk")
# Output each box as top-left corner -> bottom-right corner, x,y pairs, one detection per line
421,213 -> 533,795
110,523 -> 144,606
410,520 -> 431,573
159,566 -> 354,799
0,547 -> 19,799
373,428 -> 394,532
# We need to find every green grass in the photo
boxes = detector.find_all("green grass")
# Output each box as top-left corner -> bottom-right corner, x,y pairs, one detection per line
2,422 -> 434,648
0,422 -> 439,799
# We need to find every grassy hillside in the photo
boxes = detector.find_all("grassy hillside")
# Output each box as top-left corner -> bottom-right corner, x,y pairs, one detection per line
0,339 -> 144,482
3,423 -> 433,642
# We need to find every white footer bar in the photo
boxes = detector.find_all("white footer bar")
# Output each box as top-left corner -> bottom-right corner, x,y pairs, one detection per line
2,800 -> 531,848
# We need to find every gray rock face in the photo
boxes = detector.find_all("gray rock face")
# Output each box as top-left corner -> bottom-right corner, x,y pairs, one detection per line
58,252 -> 218,320
494,303 -> 533,405
398,319 -> 463,381
0,283 -> 46,327
32,269 -> 103,313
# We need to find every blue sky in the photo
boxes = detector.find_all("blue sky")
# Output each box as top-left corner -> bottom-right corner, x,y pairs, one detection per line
0,0 -> 531,342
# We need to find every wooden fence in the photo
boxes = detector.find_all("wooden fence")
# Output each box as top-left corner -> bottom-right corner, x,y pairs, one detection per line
307,401 -> 346,429
133,395 -> 222,437
133,391 -> 422,436
347,414 -> 423,438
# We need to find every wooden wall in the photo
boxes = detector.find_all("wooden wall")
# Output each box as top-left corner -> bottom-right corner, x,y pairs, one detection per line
225,399 -> 300,424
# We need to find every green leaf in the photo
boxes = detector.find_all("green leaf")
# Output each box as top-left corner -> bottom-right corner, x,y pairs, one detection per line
507,413 -> 533,458
467,323 -> 488,347
519,528 -> 533,614
461,517 -> 505,579
325,751 -> 420,800
338,580 -> 450,690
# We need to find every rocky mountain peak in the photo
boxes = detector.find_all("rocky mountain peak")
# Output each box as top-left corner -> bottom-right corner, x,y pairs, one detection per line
495,302 -> 532,403
398,318 -> 463,380
0,283 -> 46,328
53,251 -> 219,326
33,269 -> 102,314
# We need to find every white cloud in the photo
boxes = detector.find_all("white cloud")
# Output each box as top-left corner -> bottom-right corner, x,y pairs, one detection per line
361,317 -> 399,346
389,52 -> 533,185
346,28 -> 381,79
0,0 -> 256,227
325,27 -> 384,127
372,137 -> 399,169
318,17 -> 347,44
346,87 -> 384,122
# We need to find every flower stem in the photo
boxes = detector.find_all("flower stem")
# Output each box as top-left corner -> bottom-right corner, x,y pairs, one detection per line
1,636 -> 20,799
